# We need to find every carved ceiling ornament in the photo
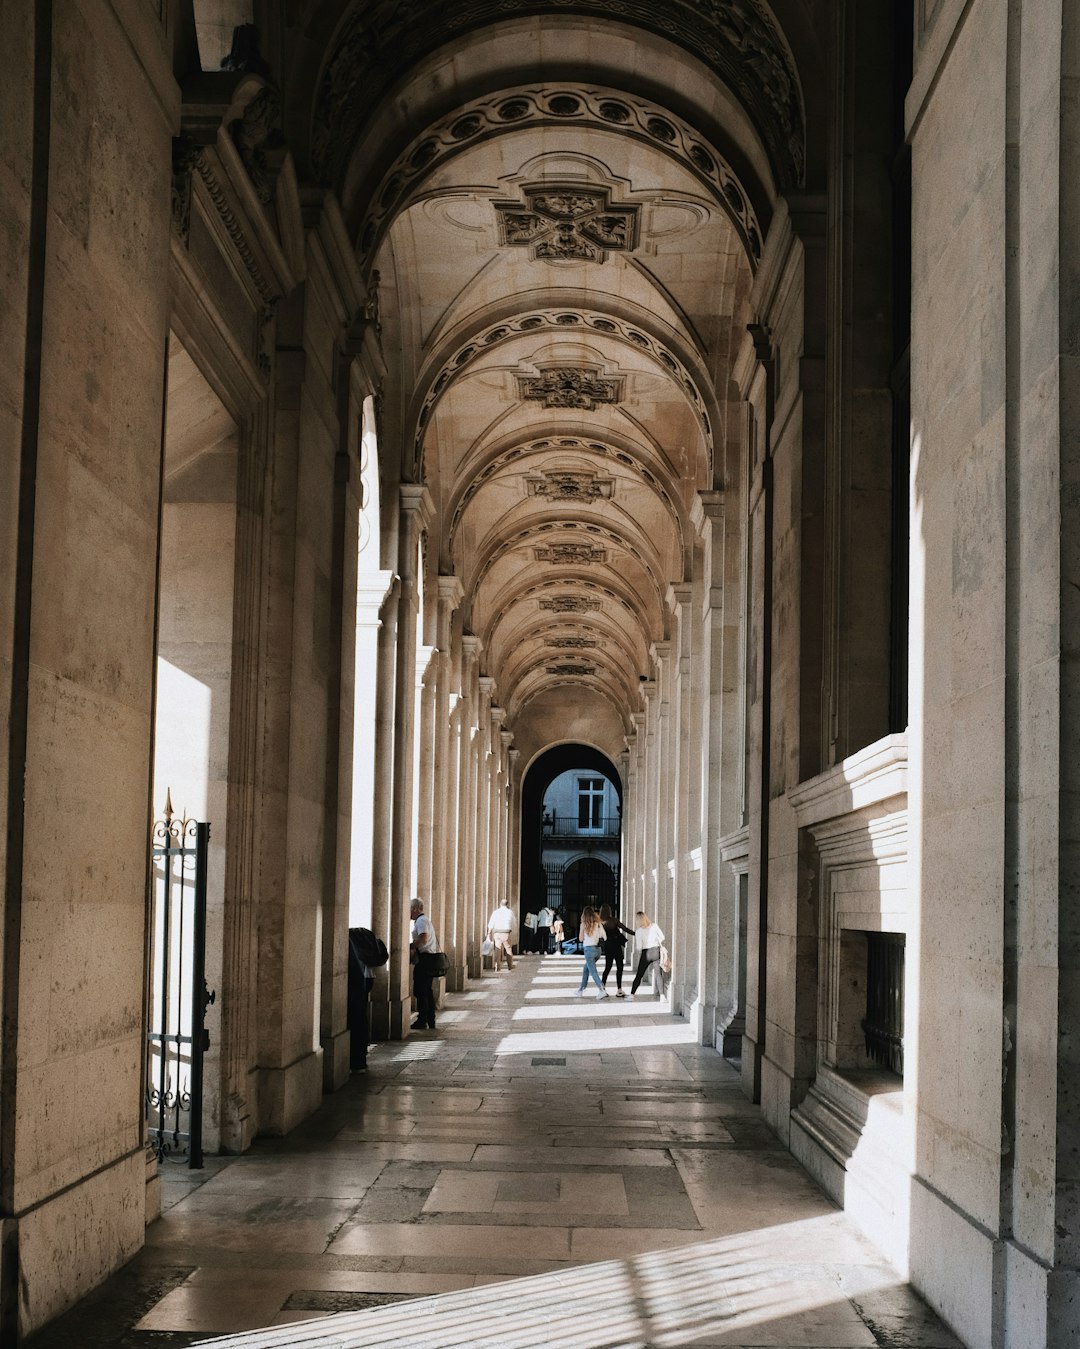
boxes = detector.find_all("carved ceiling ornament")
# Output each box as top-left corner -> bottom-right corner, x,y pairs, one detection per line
415,309 -> 712,476
525,469 -> 615,502
534,543 -> 607,563
348,85 -> 764,277
539,596 -> 601,613
311,4 -> 803,192
545,662 -> 597,676
494,184 -> 639,262
545,636 -> 599,648
517,365 -> 623,410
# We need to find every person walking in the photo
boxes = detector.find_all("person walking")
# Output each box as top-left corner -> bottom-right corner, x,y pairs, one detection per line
347,926 -> 388,1070
573,907 -> 608,1000
627,910 -> 666,1000
535,904 -> 554,955
552,911 -> 565,953
410,898 -> 441,1030
487,899 -> 516,971
598,904 -> 634,996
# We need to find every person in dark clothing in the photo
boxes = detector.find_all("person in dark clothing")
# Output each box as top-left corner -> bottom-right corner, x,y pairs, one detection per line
598,904 -> 634,997
347,928 -> 377,1071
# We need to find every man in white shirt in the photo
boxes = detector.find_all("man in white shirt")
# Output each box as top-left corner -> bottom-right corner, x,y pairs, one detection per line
410,898 -> 441,1030
487,901 -> 516,971
535,904 -> 554,955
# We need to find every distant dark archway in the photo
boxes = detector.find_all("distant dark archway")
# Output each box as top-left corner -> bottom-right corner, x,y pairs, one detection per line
562,858 -> 617,931
519,745 -> 622,920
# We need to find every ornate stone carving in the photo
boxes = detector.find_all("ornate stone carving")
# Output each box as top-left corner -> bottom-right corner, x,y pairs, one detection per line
526,470 -> 615,502
312,3 -> 804,191
539,596 -> 601,613
534,543 -> 607,564
545,662 -> 597,676
495,184 -> 638,262
517,366 -> 623,410
545,636 -> 599,648
171,136 -> 202,243
230,86 -> 284,205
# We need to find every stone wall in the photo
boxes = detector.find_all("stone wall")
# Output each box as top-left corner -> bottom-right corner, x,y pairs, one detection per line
0,0 -> 177,1332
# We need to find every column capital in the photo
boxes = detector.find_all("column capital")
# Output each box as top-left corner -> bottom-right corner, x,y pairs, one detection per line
399,482 -> 433,522
490,705 -> 507,727
437,574 -> 465,608
356,570 -> 396,621
650,641 -> 672,663
666,581 -> 694,611
500,729 -> 513,749
461,635 -> 482,662
690,491 -> 725,532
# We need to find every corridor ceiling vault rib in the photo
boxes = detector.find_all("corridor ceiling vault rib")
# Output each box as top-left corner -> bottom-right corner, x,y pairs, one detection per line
318,8 -> 772,756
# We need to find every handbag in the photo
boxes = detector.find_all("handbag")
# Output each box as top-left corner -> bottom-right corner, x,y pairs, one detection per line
432,951 -> 450,976
660,945 -> 672,973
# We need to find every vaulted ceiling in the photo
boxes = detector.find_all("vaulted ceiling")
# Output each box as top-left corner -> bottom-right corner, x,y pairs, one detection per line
285,2 -> 813,764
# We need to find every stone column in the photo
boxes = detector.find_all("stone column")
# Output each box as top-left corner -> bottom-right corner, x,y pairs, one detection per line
384,484 -> 430,1039
475,676 -> 495,948
651,643 -> 674,941
414,645 -> 437,914
640,682 -> 659,917
689,492 -> 735,1048
506,743 -> 521,915
367,578 -> 400,1039
349,571 -> 396,927
432,578 -> 463,980
458,638 -> 482,978
668,584 -> 696,1017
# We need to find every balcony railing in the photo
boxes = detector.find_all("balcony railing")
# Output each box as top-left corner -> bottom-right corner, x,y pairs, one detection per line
862,931 -> 905,1075
541,814 -> 621,839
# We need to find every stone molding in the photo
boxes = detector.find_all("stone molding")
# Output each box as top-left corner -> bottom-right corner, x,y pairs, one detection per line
336,79 -> 771,265
415,308 -> 713,476
788,732 -> 908,828
312,0 -> 805,189
447,433 -> 682,547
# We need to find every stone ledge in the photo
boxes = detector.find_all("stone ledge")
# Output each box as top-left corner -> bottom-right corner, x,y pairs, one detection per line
788,732 -> 908,827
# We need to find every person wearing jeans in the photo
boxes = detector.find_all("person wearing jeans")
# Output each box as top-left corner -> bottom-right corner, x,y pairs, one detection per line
627,910 -> 666,1000
574,907 -> 608,1000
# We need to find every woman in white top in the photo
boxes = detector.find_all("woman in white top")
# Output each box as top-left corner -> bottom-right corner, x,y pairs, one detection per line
627,910 -> 666,1000
573,907 -> 608,999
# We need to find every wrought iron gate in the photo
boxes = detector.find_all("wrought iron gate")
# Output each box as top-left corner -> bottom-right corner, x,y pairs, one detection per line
147,793 -> 215,1167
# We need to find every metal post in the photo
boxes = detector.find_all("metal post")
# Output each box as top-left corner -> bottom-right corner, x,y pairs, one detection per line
188,822 -> 210,1169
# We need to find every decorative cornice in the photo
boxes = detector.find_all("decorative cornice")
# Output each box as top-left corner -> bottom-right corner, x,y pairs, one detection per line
312,5 -> 804,192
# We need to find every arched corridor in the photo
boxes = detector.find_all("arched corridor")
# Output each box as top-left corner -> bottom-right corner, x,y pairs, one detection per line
32,959 -> 958,1347
5,0 -> 1080,1345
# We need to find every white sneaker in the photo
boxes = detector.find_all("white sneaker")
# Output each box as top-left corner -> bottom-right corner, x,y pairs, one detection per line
596,990 -> 608,1000
573,990 -> 584,999
625,994 -> 635,1002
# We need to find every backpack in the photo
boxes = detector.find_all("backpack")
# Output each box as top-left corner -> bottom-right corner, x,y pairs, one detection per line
351,927 -> 389,968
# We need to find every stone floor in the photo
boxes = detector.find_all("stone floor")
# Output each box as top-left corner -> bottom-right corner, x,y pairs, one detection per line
30,956 -> 964,1348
